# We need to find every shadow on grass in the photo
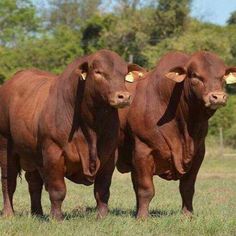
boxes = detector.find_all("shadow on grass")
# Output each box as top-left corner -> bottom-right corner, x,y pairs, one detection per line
110,208 -> 178,218
0,207 -> 179,221
64,206 -> 96,220
64,207 -> 178,220
0,210 -> 50,222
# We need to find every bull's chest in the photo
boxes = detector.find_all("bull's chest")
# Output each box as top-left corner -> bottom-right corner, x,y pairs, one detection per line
151,127 -> 198,180
63,134 -> 117,185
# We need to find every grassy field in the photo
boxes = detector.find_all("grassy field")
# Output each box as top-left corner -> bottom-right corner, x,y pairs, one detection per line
0,137 -> 236,236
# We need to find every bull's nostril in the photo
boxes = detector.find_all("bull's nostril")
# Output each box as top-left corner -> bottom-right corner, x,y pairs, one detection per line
212,95 -> 218,100
118,94 -> 124,99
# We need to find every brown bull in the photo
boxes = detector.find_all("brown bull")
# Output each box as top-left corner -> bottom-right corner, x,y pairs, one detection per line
0,49 -> 143,220
117,51 -> 236,218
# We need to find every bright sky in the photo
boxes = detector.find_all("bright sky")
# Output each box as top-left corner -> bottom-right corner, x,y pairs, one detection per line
33,0 -> 236,25
191,0 -> 236,25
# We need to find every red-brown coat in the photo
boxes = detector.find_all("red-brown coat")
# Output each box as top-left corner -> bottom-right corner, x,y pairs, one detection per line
117,51 -> 236,218
0,49 -> 143,220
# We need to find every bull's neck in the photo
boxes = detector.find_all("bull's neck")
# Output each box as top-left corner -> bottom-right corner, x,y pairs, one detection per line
80,80 -> 118,132
55,68 -> 80,122
182,79 -> 215,123
152,73 -> 214,129
54,71 -> 117,137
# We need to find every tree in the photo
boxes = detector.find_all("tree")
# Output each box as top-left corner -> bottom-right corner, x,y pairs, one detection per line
0,0 -> 39,46
227,11 -> 236,25
0,25 -> 84,79
143,20 -> 236,68
150,0 -> 192,44
45,0 -> 102,30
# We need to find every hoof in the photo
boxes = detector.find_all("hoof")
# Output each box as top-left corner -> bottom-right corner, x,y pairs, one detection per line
136,214 -> 149,220
2,209 -> 14,218
136,211 -> 149,220
182,209 -> 193,219
31,209 -> 44,217
96,207 -> 108,220
50,212 -> 64,222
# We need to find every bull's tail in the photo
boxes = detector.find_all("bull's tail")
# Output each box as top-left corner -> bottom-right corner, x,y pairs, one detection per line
0,135 -> 21,179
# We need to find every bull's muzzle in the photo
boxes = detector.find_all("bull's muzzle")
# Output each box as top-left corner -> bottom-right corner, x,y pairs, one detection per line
205,92 -> 228,109
109,91 -> 131,108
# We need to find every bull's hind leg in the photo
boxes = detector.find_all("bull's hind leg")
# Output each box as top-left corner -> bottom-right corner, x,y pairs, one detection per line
25,170 -> 43,216
0,138 -> 19,217
179,144 -> 205,216
94,155 -> 116,219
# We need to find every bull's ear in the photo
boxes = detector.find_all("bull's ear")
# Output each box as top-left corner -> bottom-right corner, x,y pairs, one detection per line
128,64 -> 146,73
126,64 -> 147,83
165,67 -> 186,83
75,61 -> 89,80
224,67 -> 236,85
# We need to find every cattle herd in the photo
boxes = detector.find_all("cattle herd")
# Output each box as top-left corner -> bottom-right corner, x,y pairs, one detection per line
0,49 -> 235,221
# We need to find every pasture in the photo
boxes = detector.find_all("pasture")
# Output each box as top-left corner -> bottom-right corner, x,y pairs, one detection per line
0,137 -> 235,236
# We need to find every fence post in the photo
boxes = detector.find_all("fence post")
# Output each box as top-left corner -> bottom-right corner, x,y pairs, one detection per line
129,54 -> 133,64
219,127 -> 224,157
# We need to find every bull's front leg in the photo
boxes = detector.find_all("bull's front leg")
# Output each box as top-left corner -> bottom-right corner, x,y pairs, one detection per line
179,143 -> 205,216
132,138 -> 155,219
83,127 -> 112,218
42,141 -> 66,221
94,154 -> 116,219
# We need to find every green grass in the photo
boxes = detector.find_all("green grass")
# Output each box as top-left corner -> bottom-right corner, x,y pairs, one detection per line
0,138 -> 236,236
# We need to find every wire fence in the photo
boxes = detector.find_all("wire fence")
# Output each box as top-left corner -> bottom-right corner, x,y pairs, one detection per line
218,127 -> 236,157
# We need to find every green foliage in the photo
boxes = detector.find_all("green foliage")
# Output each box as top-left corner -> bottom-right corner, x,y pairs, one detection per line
0,26 -> 83,78
209,95 -> 236,135
81,14 -> 113,54
224,123 -> 236,148
143,20 -> 236,67
227,10 -> 236,25
151,0 -> 191,43
208,95 -> 236,148
0,0 -> 39,46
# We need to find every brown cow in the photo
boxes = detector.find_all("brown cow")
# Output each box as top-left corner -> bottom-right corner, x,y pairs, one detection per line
0,49 -> 143,220
116,51 -> 236,218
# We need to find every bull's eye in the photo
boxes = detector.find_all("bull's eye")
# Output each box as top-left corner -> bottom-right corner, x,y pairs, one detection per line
191,78 -> 200,86
95,70 -> 102,75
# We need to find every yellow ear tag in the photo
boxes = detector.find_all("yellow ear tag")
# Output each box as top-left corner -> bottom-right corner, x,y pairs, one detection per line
81,73 -> 87,80
225,72 -> 236,85
138,72 -> 144,78
125,72 -> 134,83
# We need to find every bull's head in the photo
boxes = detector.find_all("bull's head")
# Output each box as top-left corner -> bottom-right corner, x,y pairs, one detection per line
76,50 -> 145,108
165,51 -> 236,110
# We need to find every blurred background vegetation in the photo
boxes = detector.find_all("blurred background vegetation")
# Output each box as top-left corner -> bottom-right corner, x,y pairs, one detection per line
0,0 -> 236,147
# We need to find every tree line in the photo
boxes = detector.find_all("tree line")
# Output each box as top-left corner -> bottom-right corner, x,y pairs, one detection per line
1,0 -> 236,146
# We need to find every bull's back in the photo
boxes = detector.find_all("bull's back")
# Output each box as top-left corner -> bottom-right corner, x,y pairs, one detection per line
0,69 -> 56,151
